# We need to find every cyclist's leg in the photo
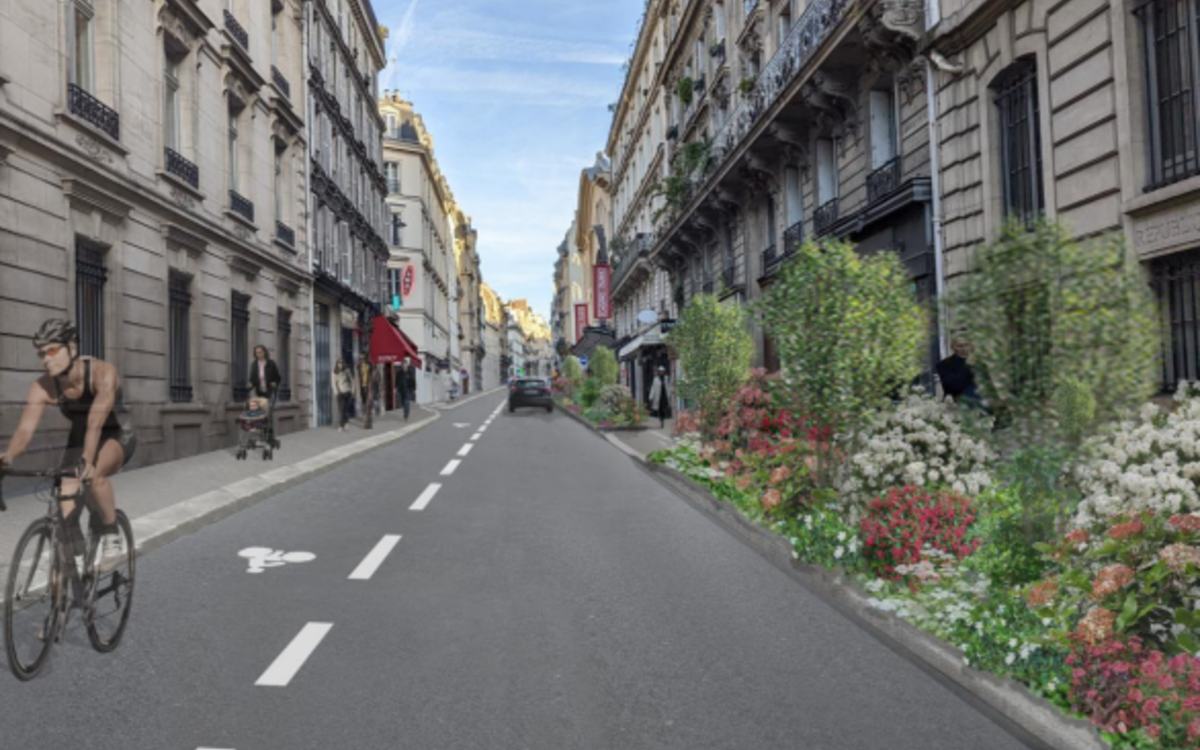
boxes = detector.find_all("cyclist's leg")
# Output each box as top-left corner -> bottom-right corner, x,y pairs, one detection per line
86,437 -> 126,528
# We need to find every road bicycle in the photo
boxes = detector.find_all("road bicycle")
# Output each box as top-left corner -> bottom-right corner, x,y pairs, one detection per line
0,465 -> 136,680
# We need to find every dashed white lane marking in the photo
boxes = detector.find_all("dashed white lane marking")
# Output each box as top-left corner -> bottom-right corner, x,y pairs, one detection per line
457,443 -> 474,457
471,432 -> 482,441
349,535 -> 402,581
440,459 -> 461,476
409,483 -> 442,511
255,623 -> 333,687
478,425 -> 488,432
453,423 -> 470,428
196,747 -> 235,749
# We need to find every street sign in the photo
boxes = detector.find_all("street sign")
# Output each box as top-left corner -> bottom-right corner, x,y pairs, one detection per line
578,355 -> 589,368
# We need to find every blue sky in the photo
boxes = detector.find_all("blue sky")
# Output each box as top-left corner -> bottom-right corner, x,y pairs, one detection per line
375,0 -> 645,321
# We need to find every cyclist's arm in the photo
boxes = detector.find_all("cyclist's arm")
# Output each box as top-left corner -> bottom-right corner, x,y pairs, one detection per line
81,361 -> 120,468
0,380 -> 52,464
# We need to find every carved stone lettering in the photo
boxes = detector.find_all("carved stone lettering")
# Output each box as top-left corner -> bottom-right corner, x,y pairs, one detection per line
1134,204 -> 1200,256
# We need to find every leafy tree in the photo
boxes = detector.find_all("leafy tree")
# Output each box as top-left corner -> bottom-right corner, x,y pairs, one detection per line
562,355 -> 583,382
666,291 -> 755,440
591,347 -> 618,386
758,240 -> 928,483
947,221 -> 1160,532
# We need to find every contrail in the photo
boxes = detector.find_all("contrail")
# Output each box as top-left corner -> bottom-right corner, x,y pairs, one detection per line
385,0 -> 422,91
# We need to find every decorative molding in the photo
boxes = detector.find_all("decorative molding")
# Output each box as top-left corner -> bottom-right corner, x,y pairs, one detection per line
0,142 -> 11,165
161,223 -> 207,259
277,276 -> 302,297
169,187 -> 196,210
75,132 -> 114,164
895,57 -> 928,106
62,179 -> 131,222
880,0 -> 925,41
227,253 -> 262,281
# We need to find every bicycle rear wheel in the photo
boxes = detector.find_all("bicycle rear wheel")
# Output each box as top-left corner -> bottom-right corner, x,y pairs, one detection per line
4,519 -> 61,680
86,510 -> 135,652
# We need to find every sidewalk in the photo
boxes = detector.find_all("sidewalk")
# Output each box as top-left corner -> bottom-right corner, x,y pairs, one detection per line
603,418 -> 676,459
0,403 -> 444,599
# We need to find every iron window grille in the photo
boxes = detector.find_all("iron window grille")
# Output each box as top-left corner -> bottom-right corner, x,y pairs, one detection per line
271,66 -> 291,99
277,308 -> 292,401
1152,248 -> 1200,392
224,9 -> 250,52
275,221 -> 295,248
230,190 -> 255,223
169,272 -> 193,403
75,244 -> 106,358
1136,0 -> 1200,190
231,292 -> 250,402
993,62 -> 1045,228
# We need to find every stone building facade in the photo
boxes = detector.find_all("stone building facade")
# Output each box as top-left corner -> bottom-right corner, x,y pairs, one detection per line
480,282 -> 505,390
929,0 -> 1200,392
379,92 -> 458,404
606,0 -> 937,397
0,0 -> 314,467
453,208 -> 484,393
306,0 -> 389,427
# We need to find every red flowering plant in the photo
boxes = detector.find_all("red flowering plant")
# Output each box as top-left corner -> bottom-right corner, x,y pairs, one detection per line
1066,635 -> 1200,748
858,486 -> 982,581
1024,511 -> 1200,655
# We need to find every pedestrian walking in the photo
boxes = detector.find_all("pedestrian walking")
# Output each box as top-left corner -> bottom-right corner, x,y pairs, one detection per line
333,359 -> 354,431
648,366 -> 672,429
248,345 -> 281,402
396,357 -> 416,421
359,355 -> 372,416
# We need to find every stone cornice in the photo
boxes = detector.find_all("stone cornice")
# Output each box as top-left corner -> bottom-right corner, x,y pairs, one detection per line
161,222 -> 207,258
62,178 -> 131,222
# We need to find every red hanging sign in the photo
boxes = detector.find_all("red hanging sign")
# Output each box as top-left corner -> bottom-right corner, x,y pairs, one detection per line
594,264 -> 612,320
574,303 -> 589,343
401,264 -> 415,298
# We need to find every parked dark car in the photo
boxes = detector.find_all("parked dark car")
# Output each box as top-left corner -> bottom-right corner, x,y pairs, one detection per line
509,377 -> 553,413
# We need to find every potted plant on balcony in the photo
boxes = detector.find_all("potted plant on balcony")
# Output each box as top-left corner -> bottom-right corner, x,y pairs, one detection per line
677,77 -> 694,107
710,40 -> 726,58
738,77 -> 755,94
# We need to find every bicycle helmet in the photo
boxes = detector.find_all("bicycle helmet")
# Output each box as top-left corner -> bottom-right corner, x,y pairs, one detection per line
32,319 -> 78,348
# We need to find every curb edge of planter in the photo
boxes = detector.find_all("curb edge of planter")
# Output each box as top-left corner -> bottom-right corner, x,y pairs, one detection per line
640,459 -> 1108,750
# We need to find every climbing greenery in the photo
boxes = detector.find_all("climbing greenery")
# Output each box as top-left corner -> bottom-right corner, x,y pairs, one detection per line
666,291 -> 755,440
650,140 -> 711,223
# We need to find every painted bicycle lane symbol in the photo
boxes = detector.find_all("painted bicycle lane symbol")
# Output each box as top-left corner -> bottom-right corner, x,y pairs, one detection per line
238,547 -> 316,574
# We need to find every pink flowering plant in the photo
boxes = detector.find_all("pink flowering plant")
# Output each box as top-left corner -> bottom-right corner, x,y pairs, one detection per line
1024,511 -> 1200,655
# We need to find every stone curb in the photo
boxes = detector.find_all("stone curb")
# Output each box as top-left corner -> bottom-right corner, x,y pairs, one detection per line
432,386 -> 507,411
552,399 -> 652,433
0,411 -> 441,606
563,411 -> 1107,750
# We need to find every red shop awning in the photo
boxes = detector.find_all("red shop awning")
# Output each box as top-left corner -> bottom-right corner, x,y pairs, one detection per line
369,316 -> 421,367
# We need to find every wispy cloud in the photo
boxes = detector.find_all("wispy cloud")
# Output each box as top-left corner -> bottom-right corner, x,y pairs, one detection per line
396,64 -> 613,109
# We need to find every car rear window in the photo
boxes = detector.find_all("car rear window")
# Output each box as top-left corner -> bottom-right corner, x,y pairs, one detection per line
515,379 -> 546,387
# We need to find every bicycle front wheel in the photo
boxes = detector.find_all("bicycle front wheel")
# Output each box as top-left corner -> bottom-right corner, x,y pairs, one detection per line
5,519 -> 61,680
86,510 -> 135,652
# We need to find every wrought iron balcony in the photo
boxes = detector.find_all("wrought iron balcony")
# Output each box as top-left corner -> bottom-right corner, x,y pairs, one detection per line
224,9 -> 249,52
276,221 -> 295,248
867,156 -> 902,204
782,221 -> 804,255
667,124 -> 679,140
170,384 -> 193,403
68,83 -> 120,140
271,66 -> 291,99
710,39 -> 726,61
229,190 -> 255,223
165,148 -> 199,189
814,198 -> 839,236
761,244 -> 778,273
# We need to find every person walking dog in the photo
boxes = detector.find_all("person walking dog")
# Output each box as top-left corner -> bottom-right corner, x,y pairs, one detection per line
648,366 -> 671,429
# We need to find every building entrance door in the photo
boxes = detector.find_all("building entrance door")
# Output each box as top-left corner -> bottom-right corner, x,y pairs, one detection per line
314,303 -> 332,426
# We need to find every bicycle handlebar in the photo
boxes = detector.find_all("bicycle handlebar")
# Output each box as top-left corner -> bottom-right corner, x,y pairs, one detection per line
0,465 -> 87,513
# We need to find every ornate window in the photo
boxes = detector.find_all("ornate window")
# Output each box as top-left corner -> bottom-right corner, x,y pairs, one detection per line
993,61 -> 1045,227
1136,0 -> 1200,190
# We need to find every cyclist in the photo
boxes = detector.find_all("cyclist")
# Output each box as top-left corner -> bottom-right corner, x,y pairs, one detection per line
0,319 -> 136,559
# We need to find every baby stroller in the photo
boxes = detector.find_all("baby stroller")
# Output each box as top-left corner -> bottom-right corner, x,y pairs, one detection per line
235,391 -> 281,461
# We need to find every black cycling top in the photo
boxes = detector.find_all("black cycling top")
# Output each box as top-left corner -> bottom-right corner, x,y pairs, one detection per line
53,358 -> 136,464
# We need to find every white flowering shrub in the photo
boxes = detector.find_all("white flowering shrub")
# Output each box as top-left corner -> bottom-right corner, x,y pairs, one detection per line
837,390 -> 994,509
1074,383 -> 1200,528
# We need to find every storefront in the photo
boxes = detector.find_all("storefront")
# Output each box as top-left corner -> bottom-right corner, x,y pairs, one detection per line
617,321 -> 673,407
369,314 -> 423,410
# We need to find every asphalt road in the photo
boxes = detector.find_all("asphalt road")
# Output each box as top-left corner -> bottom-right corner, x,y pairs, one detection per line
0,395 -> 1033,749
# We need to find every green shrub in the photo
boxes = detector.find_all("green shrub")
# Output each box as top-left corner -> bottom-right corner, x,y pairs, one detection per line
579,377 -> 602,408
591,347 -> 618,386
563,355 -> 582,382
961,486 -> 1053,587
666,291 -> 755,440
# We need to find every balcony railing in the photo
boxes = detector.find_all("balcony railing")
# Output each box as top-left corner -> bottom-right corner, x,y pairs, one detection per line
165,148 -> 199,189
224,9 -> 249,52
667,124 -> 679,140
782,221 -> 804,254
276,221 -> 295,248
707,0 -> 849,193
229,190 -> 255,223
761,244 -> 778,273
866,156 -> 902,204
271,66 -> 291,99
722,265 -> 736,288
814,198 -> 839,236
68,83 -> 120,140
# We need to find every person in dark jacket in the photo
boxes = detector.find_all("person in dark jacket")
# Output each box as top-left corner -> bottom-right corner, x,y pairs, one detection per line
936,337 -> 981,405
249,345 -> 282,401
396,357 -> 417,421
